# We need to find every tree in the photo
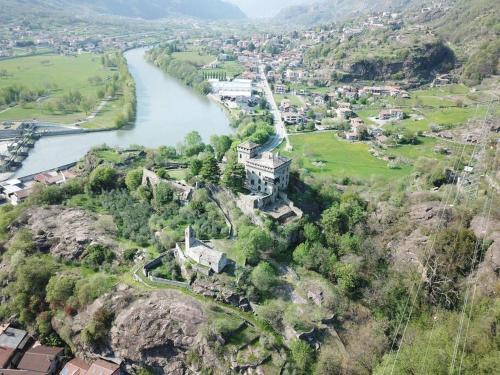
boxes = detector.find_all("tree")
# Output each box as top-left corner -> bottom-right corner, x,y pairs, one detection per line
153,182 -> 174,210
221,161 -> 246,192
251,262 -> 277,292
210,135 -> 232,160
190,159 -> 203,176
46,274 -> 78,308
234,226 -> 273,265
125,168 -> 143,192
183,131 -> 205,156
321,204 -> 349,246
200,155 -> 220,184
81,244 -> 115,269
87,166 -> 119,194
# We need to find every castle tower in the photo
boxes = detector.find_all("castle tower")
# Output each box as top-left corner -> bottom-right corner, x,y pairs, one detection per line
185,226 -> 195,250
237,141 -> 260,164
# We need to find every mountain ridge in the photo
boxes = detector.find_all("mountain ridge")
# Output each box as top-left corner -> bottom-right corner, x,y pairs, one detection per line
0,0 -> 246,21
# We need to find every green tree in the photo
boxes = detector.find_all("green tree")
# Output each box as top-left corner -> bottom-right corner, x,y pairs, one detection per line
190,159 -> 203,176
210,135 -> 232,160
125,168 -> 143,192
46,274 -> 78,308
221,161 -> 246,192
87,166 -> 119,194
200,155 -> 220,184
251,262 -> 277,292
153,182 -> 174,210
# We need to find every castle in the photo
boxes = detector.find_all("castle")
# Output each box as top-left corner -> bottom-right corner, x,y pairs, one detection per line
237,141 -> 291,206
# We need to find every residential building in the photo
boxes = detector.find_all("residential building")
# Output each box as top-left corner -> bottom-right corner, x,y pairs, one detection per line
282,112 -> 302,125
59,358 -> 90,375
17,346 -> 64,375
336,107 -> 353,120
274,84 -> 286,94
176,226 -> 228,274
378,109 -> 404,121
237,141 -> 291,202
86,360 -> 120,375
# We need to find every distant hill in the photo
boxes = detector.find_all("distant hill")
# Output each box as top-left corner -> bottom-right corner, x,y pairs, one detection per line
275,0 -> 422,25
0,0 -> 246,21
226,0 -> 317,18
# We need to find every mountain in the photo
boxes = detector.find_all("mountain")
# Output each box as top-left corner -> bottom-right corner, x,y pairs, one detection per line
226,0 -> 317,18
0,0 -> 246,21
275,0 -> 421,25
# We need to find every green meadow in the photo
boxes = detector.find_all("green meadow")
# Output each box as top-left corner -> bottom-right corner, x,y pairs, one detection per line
0,53 -> 121,127
281,132 -> 411,181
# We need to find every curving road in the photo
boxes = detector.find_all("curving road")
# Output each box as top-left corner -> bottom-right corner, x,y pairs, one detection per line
258,64 -> 290,152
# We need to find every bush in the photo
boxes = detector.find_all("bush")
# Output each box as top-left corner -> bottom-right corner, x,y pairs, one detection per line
290,339 -> 315,374
87,166 -> 119,194
81,244 -> 115,269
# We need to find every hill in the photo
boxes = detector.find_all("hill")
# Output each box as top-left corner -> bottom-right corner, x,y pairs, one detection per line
0,0 -> 246,21
275,0 -> 423,25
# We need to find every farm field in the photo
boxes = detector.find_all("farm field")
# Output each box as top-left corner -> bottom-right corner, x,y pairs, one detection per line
0,53 -> 121,127
281,132 -> 411,181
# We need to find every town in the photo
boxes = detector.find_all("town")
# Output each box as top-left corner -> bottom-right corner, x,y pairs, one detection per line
0,0 -> 498,375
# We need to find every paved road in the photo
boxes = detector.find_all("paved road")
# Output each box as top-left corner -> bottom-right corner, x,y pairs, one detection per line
258,64 -> 290,152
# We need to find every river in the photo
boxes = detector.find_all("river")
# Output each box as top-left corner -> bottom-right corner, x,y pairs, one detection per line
12,47 -> 231,177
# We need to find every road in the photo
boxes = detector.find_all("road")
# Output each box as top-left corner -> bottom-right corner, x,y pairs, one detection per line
258,64 -> 291,152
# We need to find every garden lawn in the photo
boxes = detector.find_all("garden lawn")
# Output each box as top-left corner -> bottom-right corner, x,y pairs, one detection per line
274,94 -> 303,107
282,132 -> 410,181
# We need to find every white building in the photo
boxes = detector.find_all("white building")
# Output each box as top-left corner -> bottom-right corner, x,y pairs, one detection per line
210,78 -> 253,98
237,141 -> 291,204
177,226 -> 228,274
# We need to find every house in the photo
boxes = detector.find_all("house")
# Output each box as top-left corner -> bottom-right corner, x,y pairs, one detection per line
33,171 -> 67,186
0,326 -> 29,353
86,359 -> 120,375
176,226 -> 228,274
313,96 -> 325,106
237,141 -> 291,204
0,179 -> 32,206
274,84 -> 286,94
378,109 -> 404,121
336,107 -> 353,120
17,346 -> 64,375
282,112 -> 302,125
59,358 -> 90,375
0,347 -> 15,369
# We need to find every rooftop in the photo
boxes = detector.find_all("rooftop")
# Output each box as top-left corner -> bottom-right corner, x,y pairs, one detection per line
60,358 -> 91,375
238,141 -> 259,150
0,346 -> 15,368
247,152 -> 291,170
18,346 -> 63,374
87,359 -> 120,375
0,327 -> 28,350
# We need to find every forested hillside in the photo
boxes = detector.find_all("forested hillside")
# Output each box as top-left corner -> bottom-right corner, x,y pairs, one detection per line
0,0 -> 246,21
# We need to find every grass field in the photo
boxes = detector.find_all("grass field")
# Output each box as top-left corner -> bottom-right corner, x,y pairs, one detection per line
0,53 -> 120,126
203,61 -> 246,79
282,132 -> 411,181
172,51 -> 214,66
274,94 -> 303,107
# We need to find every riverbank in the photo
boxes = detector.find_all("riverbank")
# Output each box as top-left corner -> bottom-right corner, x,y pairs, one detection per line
5,47 -> 231,178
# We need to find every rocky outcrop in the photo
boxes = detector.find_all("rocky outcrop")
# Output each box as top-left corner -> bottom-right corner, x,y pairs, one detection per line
342,41 -> 455,83
191,277 -> 252,312
470,216 -> 500,297
10,206 -> 120,261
